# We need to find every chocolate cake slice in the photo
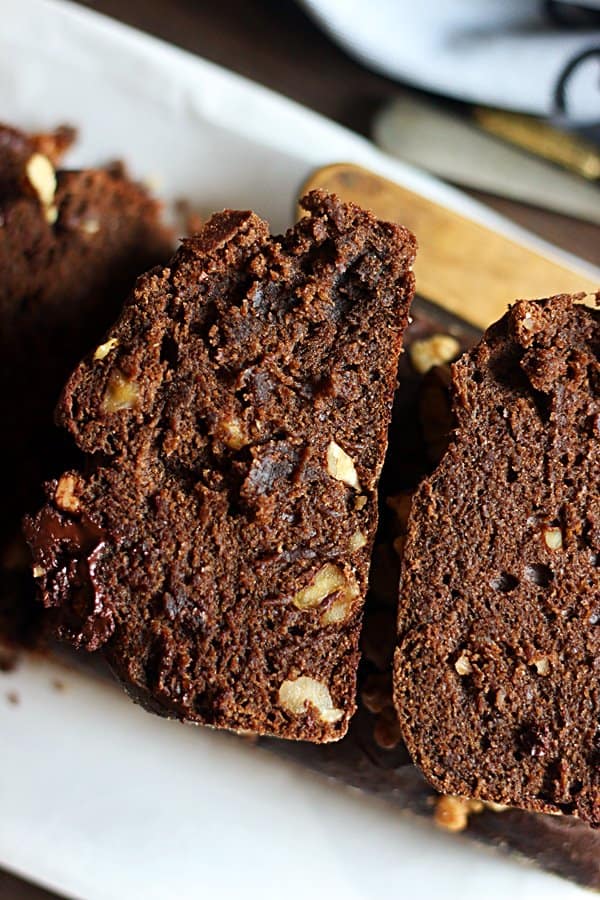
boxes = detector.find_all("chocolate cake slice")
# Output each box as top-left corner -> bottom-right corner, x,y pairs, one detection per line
394,294 -> 600,823
0,122 -> 172,644
25,190 -> 416,741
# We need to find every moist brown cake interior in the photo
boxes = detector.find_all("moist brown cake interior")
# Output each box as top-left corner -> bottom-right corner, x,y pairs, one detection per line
394,294 -> 600,824
25,190 -> 416,741
0,122 -> 173,644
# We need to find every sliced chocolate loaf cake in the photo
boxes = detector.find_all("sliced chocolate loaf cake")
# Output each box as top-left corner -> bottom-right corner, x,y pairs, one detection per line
0,122 -> 172,643
394,294 -> 600,823
25,190 -> 416,741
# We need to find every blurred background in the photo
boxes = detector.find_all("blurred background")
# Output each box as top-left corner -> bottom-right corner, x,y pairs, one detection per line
72,0 -> 600,265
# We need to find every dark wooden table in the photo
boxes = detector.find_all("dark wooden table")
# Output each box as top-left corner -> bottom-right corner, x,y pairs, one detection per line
3,2 -> 598,897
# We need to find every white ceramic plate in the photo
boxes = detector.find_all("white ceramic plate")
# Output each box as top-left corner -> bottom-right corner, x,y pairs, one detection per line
1,3 -> 598,898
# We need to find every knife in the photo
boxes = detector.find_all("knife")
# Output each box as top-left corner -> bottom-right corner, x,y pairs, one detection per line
300,162 -> 599,329
373,95 -> 600,226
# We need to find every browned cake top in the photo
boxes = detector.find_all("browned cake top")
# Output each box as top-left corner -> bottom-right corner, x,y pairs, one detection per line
394,295 -> 600,823
26,190 -> 416,741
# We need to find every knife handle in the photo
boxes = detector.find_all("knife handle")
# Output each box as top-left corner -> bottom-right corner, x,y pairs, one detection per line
301,163 -> 599,329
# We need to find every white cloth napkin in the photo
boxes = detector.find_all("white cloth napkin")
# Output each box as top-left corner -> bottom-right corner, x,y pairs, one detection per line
299,0 -> 600,120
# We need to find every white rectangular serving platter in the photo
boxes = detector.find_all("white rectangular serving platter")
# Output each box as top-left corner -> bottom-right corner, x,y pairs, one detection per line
1,2 -> 599,898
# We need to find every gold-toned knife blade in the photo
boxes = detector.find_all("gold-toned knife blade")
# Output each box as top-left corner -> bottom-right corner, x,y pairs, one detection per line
473,107 -> 600,182
301,163 -> 599,329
